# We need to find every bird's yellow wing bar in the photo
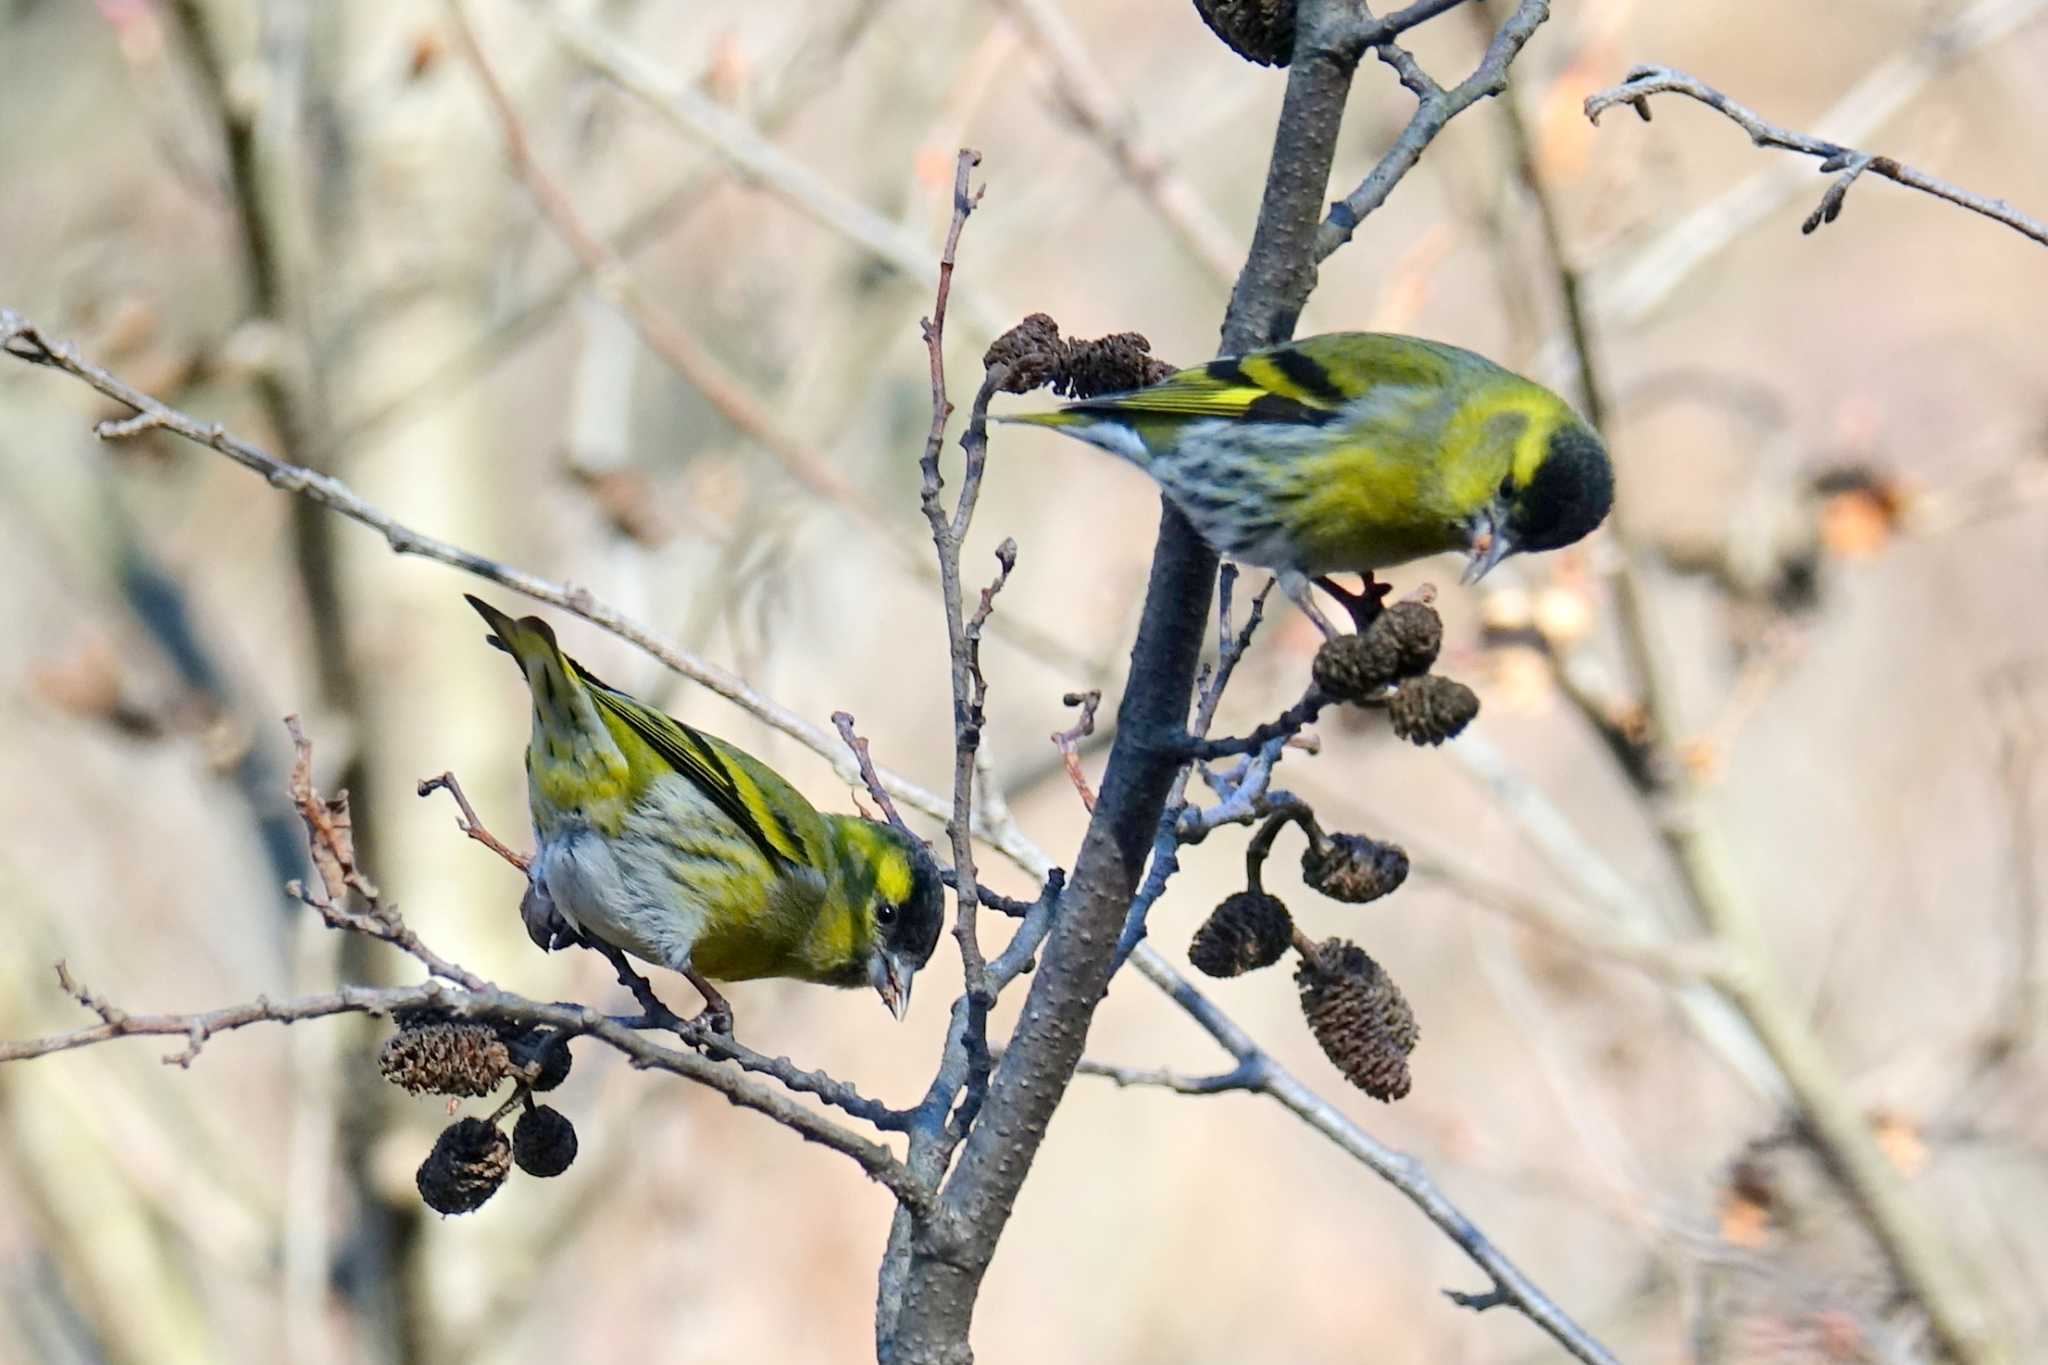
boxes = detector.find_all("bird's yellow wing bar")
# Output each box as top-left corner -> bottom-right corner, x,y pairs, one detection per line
574,665 -> 805,874
1066,354 -> 1339,425
1047,332 -> 1468,425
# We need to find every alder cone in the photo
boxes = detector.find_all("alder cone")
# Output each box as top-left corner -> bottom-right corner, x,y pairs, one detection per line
1295,939 -> 1418,1102
1190,891 -> 1294,977
1192,0 -> 1295,66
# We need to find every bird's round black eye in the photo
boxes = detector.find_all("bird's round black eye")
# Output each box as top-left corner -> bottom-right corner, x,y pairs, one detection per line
877,904 -> 898,926
1499,474 -> 1518,498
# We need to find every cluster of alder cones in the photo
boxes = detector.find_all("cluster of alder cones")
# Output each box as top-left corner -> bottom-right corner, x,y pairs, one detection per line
377,1011 -> 579,1214
1187,596 -> 1484,1101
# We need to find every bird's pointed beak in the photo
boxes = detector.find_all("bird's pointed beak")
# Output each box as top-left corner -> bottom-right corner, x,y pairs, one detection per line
1461,504 -> 1515,584
872,951 -> 914,1021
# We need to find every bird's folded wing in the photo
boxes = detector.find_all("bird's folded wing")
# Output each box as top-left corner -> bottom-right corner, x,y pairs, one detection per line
577,669 -> 805,874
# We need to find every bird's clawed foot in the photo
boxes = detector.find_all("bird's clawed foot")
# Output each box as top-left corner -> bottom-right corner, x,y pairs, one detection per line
518,879 -> 578,953
684,968 -> 736,1036
1312,574 -> 1392,634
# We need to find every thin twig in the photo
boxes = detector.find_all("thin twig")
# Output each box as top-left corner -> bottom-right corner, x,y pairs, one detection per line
1050,689 -> 1103,813
588,937 -> 913,1131
1585,64 -> 2048,248
1580,0 -> 2048,330
830,712 -> 914,837
417,772 -> 532,872
1114,943 -> 1621,1365
2,971 -> 929,1207
1111,567 -> 1283,966
1518,67 -> 2009,1361
282,718 -> 488,993
1315,1 -> 1554,263
1072,1056 -> 1260,1095
914,150 -> 1009,1158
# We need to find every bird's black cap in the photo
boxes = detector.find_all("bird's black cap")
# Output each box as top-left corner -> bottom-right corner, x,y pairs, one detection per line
889,843 -> 946,972
1509,425 -> 1614,553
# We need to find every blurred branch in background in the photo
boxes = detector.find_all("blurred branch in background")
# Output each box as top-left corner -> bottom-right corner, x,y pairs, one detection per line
318,1 -> 897,463
1459,20 -> 2048,1358
1986,662 -> 2046,1053
444,0 -> 1103,683
534,1 -> 1010,339
994,0 -> 1243,288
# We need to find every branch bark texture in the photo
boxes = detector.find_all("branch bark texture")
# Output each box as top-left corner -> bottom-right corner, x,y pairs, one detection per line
883,3 -> 1371,1359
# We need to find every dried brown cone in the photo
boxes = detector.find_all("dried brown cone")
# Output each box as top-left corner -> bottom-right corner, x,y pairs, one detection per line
1193,0 -> 1294,66
1386,675 -> 1480,746
1295,939 -> 1418,1102
416,1117 -> 511,1215
985,312 -> 1067,393
1189,891 -> 1294,977
512,1104 -> 579,1178
984,314 -> 1178,399
1302,833 -> 1409,904
1311,601 -> 1443,701
506,1026 -> 573,1092
378,1019 -> 513,1097
1057,332 -> 1177,397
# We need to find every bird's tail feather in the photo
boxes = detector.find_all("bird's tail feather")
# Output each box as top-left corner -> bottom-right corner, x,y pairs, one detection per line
466,594 -> 588,730
993,411 -> 1085,430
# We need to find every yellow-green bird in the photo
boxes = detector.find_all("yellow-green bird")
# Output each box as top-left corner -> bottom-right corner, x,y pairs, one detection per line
1003,333 -> 1613,633
467,596 -> 944,1025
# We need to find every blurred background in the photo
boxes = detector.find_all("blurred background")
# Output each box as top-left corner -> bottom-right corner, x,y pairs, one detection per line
4,0 -> 2047,1361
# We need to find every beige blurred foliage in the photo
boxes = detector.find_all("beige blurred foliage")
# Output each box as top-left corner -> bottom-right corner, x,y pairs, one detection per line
3,0 -> 2047,1363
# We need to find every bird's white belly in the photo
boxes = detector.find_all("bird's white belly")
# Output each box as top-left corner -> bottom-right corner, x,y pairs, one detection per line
532,824 -> 707,973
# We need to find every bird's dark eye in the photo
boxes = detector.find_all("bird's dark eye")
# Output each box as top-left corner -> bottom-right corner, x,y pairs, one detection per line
876,903 -> 898,926
1499,473 -> 1518,498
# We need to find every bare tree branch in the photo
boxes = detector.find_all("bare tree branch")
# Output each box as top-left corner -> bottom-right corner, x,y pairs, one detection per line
3,295 -> 1614,1364
1117,944 -> 1622,1365
1585,64 -> 2048,248
3,967 -> 931,1204
1511,64 -> 2013,1363
1314,0 -> 1553,265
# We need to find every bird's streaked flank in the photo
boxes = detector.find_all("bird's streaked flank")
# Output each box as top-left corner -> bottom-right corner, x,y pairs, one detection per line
1004,332 -> 1613,633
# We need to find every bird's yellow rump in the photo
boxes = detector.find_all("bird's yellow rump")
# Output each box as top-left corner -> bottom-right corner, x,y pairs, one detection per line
468,596 -> 943,1023
1003,332 -> 1613,631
